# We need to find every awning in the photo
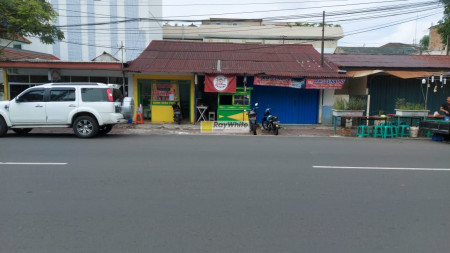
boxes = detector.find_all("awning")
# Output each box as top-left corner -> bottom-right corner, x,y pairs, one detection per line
346,70 -> 384,78
384,71 -> 432,79
346,70 -> 433,79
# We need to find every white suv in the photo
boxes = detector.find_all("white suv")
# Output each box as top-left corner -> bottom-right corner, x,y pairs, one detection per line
0,83 -> 134,138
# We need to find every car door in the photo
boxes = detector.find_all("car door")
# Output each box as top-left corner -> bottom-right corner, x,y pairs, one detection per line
46,88 -> 77,123
9,88 -> 47,124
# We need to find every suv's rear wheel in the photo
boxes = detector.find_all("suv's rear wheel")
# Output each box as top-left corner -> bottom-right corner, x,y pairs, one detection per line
73,116 -> 99,138
0,117 -> 7,137
12,128 -> 32,135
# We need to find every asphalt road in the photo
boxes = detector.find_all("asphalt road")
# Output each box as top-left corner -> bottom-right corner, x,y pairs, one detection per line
0,133 -> 449,253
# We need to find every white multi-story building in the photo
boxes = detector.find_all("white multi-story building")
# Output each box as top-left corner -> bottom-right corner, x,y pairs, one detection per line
164,18 -> 344,54
26,0 -> 163,61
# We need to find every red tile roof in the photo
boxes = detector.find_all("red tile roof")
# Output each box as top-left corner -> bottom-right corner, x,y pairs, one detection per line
325,54 -> 450,69
127,40 -> 345,78
0,47 -> 60,61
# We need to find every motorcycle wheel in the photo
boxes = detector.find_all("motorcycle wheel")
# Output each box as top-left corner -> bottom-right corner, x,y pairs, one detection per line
252,124 -> 257,135
274,127 -> 278,135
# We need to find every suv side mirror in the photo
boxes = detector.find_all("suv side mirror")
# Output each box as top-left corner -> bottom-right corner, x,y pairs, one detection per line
15,96 -> 22,103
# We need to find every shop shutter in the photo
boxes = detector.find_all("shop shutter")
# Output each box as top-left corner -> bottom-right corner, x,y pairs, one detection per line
252,86 -> 319,124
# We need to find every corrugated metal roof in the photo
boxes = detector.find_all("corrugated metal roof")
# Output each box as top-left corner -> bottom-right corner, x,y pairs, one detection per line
326,54 -> 450,69
0,47 -> 59,61
126,40 -> 345,78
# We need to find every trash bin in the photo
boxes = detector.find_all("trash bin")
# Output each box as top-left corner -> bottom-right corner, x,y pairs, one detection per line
410,126 -> 419,137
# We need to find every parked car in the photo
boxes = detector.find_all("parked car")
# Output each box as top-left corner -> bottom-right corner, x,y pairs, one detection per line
0,82 -> 134,138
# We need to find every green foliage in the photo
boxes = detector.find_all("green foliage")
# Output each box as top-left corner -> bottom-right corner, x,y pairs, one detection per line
437,0 -> 450,45
0,0 -> 64,45
419,35 -> 429,51
333,98 -> 346,110
395,98 -> 425,110
333,97 -> 367,110
347,97 -> 367,110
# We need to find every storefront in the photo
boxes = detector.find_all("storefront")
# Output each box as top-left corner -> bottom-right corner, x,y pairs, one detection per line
134,74 -> 195,123
125,40 -> 348,125
251,76 -> 345,124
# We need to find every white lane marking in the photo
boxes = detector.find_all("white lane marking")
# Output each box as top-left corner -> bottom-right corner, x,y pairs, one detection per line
0,162 -> 68,165
313,166 -> 450,171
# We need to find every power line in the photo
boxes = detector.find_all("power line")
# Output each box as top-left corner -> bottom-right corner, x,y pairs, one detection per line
53,8 -> 441,54
54,0 -> 398,7
53,0 -> 434,24
57,4 -> 439,35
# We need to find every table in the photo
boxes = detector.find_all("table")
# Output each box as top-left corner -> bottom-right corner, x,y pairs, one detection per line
387,114 -> 434,127
332,115 -> 389,135
197,106 -> 208,122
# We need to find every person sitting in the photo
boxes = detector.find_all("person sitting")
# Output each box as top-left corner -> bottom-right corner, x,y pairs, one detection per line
440,96 -> 450,121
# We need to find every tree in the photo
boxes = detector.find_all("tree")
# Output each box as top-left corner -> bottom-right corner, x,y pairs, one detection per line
419,35 -> 429,51
437,0 -> 450,45
0,0 -> 64,46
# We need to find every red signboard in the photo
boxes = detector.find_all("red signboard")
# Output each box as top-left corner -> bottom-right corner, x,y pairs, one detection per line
254,76 -> 305,89
205,75 -> 236,93
306,79 -> 345,89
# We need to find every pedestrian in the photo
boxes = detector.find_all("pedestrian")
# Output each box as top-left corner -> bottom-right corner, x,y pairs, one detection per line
440,96 -> 450,121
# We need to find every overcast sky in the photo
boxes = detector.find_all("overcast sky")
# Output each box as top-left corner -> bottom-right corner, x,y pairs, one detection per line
162,0 -> 445,47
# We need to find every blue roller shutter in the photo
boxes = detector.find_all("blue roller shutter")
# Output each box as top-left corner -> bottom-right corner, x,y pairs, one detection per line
252,86 -> 319,124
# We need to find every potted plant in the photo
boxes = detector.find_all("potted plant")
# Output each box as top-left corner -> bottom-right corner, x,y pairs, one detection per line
394,98 -> 429,117
332,97 -> 366,116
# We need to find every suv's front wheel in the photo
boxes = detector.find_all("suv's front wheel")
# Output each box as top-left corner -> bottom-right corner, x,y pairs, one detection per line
0,117 -> 7,137
73,116 -> 99,138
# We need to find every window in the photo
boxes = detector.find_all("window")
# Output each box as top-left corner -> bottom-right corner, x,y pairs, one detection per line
219,94 -> 233,105
13,44 -> 22,49
72,76 -> 89,82
30,76 -> 49,83
109,77 -> 127,84
234,95 -> 249,105
50,89 -> 75,102
90,76 -> 108,83
19,89 -> 45,102
9,75 -> 29,82
81,88 -> 109,102
112,89 -> 123,101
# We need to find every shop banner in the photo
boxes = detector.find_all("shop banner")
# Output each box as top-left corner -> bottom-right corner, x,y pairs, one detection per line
205,75 -> 236,93
152,83 -> 178,102
306,79 -> 345,89
254,76 -> 305,89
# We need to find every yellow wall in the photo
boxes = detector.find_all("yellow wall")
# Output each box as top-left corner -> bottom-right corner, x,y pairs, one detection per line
151,105 -> 175,122
133,74 -> 195,123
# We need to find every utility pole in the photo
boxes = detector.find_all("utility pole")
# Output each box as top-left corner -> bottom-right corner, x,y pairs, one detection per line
447,35 -> 449,56
120,41 -> 126,95
321,11 -> 325,67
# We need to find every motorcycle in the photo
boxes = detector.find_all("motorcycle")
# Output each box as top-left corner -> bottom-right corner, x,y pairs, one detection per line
172,102 -> 182,124
261,106 -> 281,135
247,103 -> 259,135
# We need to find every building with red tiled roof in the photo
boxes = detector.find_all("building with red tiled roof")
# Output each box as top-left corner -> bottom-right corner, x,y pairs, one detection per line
0,49 -> 125,100
127,40 -> 343,78
127,40 -> 347,124
325,53 -> 450,116
0,47 -> 60,61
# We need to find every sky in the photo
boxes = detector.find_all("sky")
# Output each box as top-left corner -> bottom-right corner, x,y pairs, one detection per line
162,0 -> 445,47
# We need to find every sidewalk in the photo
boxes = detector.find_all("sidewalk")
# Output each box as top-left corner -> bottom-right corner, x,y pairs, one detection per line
118,122 -> 336,137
